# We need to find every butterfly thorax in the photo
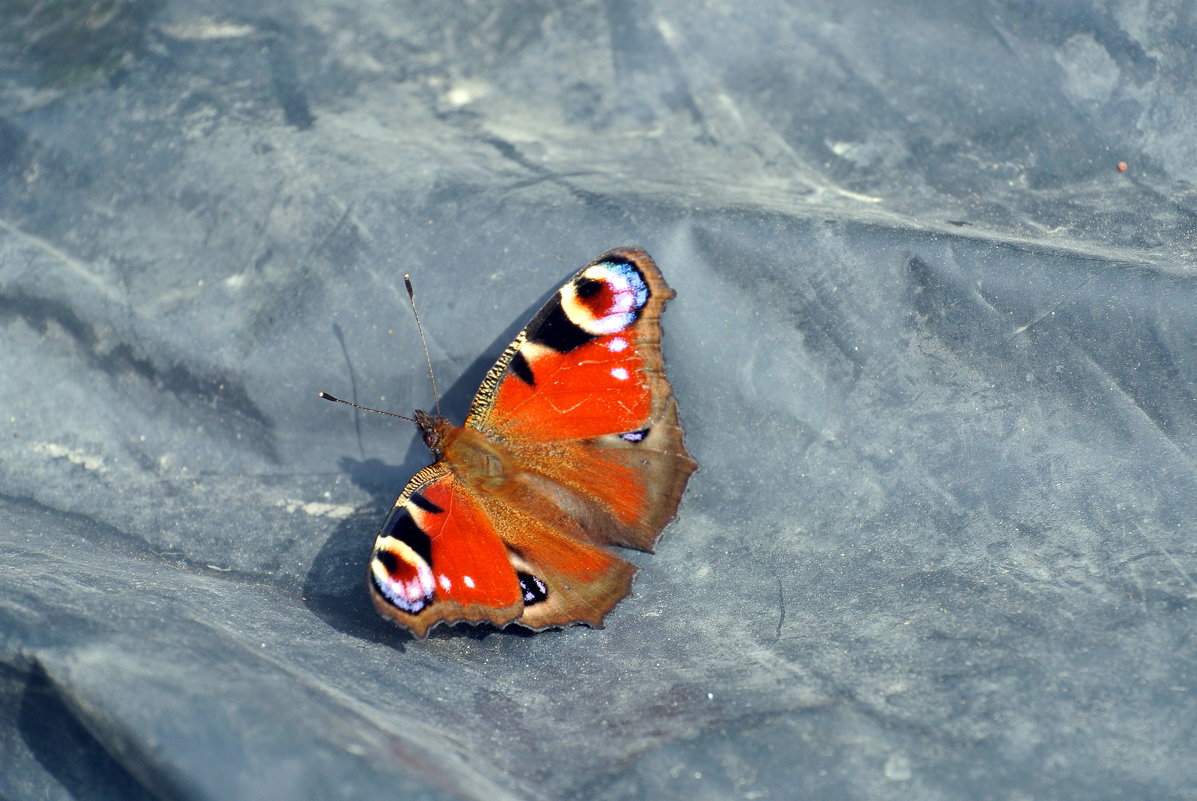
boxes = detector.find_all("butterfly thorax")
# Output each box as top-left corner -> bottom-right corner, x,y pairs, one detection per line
414,409 -> 514,492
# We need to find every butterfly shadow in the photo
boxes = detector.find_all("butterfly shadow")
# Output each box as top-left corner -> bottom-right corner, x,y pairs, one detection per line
303,304 -> 552,646
301,456 -> 416,649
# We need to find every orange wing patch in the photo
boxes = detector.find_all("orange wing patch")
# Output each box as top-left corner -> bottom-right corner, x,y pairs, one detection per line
489,333 -> 651,440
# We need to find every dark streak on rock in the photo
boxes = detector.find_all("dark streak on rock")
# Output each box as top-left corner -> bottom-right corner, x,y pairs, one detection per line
0,290 -> 277,461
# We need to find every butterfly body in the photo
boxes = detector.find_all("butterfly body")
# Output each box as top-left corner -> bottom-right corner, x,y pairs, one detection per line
366,248 -> 696,637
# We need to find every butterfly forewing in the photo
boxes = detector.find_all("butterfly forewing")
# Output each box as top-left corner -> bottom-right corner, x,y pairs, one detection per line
469,248 -> 696,548
370,465 -> 524,637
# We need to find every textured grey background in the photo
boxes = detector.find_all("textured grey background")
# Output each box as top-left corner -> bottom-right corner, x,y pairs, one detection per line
1,1 -> 1195,799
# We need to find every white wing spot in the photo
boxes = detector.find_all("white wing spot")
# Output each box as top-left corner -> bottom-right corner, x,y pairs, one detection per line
608,338 -> 629,352
611,367 -> 629,381
439,574 -> 452,592
463,575 -> 476,589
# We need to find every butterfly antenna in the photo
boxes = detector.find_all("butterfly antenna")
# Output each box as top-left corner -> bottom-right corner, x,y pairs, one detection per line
404,274 -> 442,417
317,392 -> 414,423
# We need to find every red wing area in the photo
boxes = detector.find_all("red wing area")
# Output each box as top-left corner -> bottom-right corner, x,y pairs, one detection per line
465,248 -> 668,445
369,465 -> 523,638
486,332 -> 651,441
415,475 -> 522,607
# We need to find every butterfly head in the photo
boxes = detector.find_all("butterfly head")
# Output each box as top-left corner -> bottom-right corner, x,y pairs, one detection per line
413,409 -> 453,459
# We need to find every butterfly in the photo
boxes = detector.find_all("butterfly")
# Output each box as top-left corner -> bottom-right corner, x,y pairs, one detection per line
332,247 -> 696,637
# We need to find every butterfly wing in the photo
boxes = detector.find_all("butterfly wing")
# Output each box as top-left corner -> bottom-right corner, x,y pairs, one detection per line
370,460 -> 643,636
369,464 -> 523,638
464,247 -> 697,629
367,247 -> 695,637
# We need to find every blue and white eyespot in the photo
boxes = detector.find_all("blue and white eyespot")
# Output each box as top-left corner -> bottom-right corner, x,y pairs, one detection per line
560,260 -> 650,336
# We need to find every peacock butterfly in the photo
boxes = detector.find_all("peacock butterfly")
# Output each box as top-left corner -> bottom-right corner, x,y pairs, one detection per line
328,247 -> 696,637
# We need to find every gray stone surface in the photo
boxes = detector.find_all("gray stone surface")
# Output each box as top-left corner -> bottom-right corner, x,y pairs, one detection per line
1,2 -> 1194,799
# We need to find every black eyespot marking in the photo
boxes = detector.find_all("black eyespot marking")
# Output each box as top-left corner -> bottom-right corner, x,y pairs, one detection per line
518,572 -> 549,605
376,547 -> 400,576
379,507 -> 433,566
531,302 -> 594,353
575,276 -> 604,299
510,350 -> 535,386
409,493 -> 443,514
620,428 -> 649,443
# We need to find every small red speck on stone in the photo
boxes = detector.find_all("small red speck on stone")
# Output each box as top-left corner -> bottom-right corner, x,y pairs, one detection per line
1117,161 -> 1128,172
